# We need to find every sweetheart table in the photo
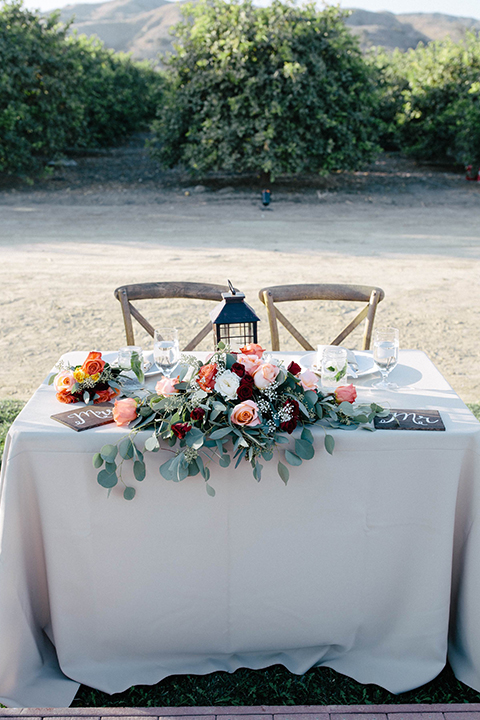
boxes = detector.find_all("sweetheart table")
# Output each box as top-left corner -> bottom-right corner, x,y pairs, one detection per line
0,350 -> 479,708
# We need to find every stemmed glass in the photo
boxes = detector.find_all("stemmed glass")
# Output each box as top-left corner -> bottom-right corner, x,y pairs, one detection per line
373,327 -> 399,390
153,328 -> 180,377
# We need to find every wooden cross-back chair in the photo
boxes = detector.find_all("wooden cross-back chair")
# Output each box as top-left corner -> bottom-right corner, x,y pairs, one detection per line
114,282 -> 234,351
258,283 -> 385,351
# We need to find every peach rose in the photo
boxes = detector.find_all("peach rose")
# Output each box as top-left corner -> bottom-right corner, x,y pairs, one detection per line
253,362 -> 279,389
299,369 -> 319,392
155,375 -> 180,396
81,351 -> 105,377
335,384 -> 357,404
236,354 -> 262,376
231,400 -> 261,427
113,398 -> 137,426
239,343 -> 265,359
54,369 -> 76,393
196,363 -> 218,392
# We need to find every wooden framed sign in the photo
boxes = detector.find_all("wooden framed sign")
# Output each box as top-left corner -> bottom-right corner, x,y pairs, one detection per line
374,409 -> 445,431
51,404 -> 115,431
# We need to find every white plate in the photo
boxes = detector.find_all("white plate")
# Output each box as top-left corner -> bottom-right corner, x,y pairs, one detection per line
300,350 -> 377,378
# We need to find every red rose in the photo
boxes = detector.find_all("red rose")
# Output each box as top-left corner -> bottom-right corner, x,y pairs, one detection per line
287,361 -> 301,376
280,417 -> 298,434
172,422 -> 192,439
56,389 -> 80,404
231,362 -> 246,378
237,382 -> 254,400
241,374 -> 254,386
190,407 -> 205,421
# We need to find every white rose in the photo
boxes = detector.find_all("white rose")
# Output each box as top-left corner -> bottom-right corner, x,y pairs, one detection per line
214,370 -> 240,400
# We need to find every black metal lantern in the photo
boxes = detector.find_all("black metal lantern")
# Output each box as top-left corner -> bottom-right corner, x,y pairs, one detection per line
210,281 -> 260,351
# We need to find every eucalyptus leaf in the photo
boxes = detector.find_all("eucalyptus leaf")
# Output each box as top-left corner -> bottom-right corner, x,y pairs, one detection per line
301,427 -> 314,444
97,469 -> 118,488
92,453 -> 104,469
100,444 -> 117,462
324,434 -> 335,455
295,438 -> 315,460
123,486 -> 136,501
285,449 -> 303,466
119,437 -> 134,460
274,434 -> 289,444
234,448 -> 246,468
338,401 -> 354,417
105,461 -> 117,475
47,373 -> 56,386
159,458 -> 174,481
261,450 -> 273,461
186,427 -> 204,449
83,391 -> 91,404
277,461 -> 289,485
205,482 -> 216,497
253,461 -> 263,482
133,460 -> 146,482
219,454 -> 231,468
188,459 -> 200,476
304,390 -> 318,408
145,435 -> 160,452
209,427 -> 233,440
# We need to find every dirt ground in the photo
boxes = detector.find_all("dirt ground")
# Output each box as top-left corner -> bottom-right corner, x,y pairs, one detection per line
1,141 -> 480,403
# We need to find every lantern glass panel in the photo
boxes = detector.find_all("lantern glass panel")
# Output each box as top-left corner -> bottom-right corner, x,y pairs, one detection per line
216,322 -> 257,351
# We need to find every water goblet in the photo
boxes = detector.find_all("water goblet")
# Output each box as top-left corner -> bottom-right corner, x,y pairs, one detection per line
153,328 -> 180,377
373,327 -> 399,390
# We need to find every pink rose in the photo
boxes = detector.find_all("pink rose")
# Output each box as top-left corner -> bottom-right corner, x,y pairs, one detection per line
253,362 -> 279,389
335,384 -> 357,404
113,398 -> 137,426
231,400 -> 261,427
54,370 -> 76,393
299,370 -> 319,392
236,354 -> 262,376
239,343 -> 265,359
155,375 -> 180,396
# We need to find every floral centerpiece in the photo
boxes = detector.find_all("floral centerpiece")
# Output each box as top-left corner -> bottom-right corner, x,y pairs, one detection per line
93,344 -> 385,500
49,351 -> 143,405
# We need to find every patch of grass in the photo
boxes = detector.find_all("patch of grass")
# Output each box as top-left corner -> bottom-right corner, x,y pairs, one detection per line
72,662 -> 480,707
0,399 -> 25,465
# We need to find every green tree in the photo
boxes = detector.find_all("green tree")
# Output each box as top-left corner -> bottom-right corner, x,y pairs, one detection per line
0,1 -> 162,175
374,34 -> 480,166
151,0 -> 382,180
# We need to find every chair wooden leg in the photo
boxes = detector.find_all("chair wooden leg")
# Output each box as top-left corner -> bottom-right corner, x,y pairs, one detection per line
119,288 -> 135,346
362,289 -> 379,350
264,291 -> 281,351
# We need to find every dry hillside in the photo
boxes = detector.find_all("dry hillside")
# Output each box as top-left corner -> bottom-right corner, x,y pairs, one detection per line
54,0 -> 480,60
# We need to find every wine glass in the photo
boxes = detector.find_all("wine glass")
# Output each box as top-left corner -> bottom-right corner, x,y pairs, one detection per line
153,328 -> 180,377
373,327 -> 399,390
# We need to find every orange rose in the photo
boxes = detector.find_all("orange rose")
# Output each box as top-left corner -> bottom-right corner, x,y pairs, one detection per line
54,370 -> 75,393
56,389 -> 79,404
94,388 -> 119,404
81,351 -> 105,377
239,343 -> 265,359
231,400 -> 261,427
113,398 -> 137,426
196,363 -> 218,392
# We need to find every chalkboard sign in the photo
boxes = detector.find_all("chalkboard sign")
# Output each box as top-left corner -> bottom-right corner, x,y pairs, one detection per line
374,409 -> 445,431
51,404 -> 115,431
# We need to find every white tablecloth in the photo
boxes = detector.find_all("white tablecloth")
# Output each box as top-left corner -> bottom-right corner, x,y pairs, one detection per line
1,350 -> 479,708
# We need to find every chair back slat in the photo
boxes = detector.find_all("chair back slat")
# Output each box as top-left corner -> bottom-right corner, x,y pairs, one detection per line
259,283 -> 384,351
114,282 -> 233,350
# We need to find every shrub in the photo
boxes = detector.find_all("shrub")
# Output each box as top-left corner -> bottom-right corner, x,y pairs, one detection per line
0,1 -> 162,175
374,34 -> 480,166
151,0 -> 382,180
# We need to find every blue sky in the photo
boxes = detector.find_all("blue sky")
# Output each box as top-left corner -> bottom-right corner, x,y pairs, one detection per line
24,0 -> 480,21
